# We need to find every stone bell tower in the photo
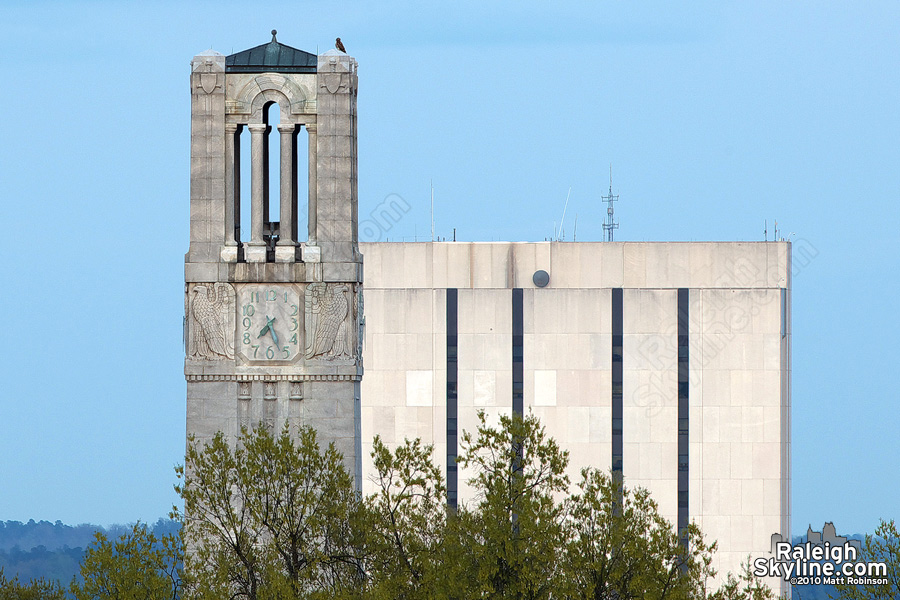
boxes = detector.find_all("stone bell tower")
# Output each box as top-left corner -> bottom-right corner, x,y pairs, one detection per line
184,32 -> 362,485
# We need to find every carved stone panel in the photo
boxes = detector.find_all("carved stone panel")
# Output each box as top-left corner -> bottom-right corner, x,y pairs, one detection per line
305,283 -> 358,360
186,283 -> 235,361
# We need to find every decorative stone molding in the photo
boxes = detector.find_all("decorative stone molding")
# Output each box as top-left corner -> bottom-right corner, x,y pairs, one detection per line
305,283 -> 357,360
186,283 -> 235,361
231,73 -> 313,117
186,374 -> 361,382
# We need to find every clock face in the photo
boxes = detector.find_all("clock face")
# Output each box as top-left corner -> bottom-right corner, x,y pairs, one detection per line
236,285 -> 302,363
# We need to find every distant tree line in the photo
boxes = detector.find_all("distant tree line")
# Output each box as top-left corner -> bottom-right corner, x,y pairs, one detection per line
0,519 -> 178,588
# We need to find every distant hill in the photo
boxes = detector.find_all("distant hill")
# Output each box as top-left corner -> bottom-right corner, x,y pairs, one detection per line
0,519 -> 179,586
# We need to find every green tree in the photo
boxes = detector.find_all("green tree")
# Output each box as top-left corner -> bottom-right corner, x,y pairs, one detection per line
70,522 -> 181,600
364,436 -> 448,599
455,410 -> 570,600
560,468 -> 717,600
175,425 -> 366,600
833,519 -> 899,600
708,558 -> 777,600
0,567 -> 66,600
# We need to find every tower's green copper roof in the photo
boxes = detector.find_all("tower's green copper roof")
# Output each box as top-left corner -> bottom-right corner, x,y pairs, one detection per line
226,31 -> 317,74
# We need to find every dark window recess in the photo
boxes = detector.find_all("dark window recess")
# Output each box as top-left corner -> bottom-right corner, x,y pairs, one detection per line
677,288 -> 690,544
612,289 -> 624,480
612,455 -> 623,472
512,289 -> 524,417
446,288 -> 459,509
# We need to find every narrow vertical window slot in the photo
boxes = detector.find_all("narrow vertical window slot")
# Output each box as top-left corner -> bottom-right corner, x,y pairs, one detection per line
446,289 -> 458,509
611,288 -> 623,479
677,288 -> 690,547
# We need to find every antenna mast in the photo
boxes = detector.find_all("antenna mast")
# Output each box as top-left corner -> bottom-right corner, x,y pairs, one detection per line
602,165 -> 620,242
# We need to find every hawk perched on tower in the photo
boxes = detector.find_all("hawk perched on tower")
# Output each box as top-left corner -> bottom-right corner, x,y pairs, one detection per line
335,37 -> 346,53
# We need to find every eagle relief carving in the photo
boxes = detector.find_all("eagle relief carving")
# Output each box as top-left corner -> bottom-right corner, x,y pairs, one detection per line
305,283 -> 357,360
187,283 -> 235,361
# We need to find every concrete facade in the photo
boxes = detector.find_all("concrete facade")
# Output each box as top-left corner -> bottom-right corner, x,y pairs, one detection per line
184,37 -> 363,485
359,241 -> 791,593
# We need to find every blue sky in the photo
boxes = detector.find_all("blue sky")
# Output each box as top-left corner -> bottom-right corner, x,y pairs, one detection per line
0,1 -> 897,535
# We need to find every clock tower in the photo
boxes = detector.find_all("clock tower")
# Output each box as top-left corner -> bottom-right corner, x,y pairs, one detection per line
184,33 -> 362,485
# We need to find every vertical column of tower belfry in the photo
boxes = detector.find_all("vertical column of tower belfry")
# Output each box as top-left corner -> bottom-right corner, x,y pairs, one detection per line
184,34 -> 363,488
313,50 -> 359,268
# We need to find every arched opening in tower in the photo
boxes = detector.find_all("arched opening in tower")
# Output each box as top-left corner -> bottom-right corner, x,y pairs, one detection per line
236,102 -> 309,261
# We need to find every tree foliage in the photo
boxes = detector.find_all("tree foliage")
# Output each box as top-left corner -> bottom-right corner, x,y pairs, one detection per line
70,522 -> 181,600
455,410 -> 570,600
708,557 -> 777,600
562,468 -> 717,600
175,425 -> 365,600
363,436 -> 449,599
833,519 -> 899,600
167,414 -> 778,600
0,567 -> 66,600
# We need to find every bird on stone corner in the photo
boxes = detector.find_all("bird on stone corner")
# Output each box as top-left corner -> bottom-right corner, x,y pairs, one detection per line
335,37 -> 346,52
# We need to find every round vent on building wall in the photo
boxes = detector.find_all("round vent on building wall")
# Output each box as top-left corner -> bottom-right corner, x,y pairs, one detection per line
532,270 -> 550,288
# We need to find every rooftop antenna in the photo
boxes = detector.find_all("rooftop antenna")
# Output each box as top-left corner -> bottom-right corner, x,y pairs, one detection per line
602,165 -> 620,242
557,187 -> 572,241
430,180 -> 434,242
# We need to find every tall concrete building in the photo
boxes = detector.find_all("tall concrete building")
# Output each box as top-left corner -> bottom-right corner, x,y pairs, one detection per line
359,241 -> 791,592
184,35 -> 790,594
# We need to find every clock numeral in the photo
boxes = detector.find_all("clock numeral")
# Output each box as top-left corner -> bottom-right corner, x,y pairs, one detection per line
282,346 -> 290,359
290,318 -> 298,332
266,290 -> 277,302
242,304 -> 255,316
290,333 -> 297,344
243,333 -> 251,345
252,345 -> 259,358
266,346 -> 275,359
290,304 -> 298,316
242,317 -> 251,330
284,292 -> 288,303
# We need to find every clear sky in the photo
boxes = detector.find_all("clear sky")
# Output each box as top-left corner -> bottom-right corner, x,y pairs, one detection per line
0,1 -> 897,535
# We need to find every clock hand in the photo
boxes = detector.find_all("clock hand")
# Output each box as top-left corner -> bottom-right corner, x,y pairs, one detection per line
269,318 -> 279,346
256,315 -> 275,339
257,316 -> 279,346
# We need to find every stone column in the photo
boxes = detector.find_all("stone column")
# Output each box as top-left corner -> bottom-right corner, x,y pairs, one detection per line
275,123 -> 295,262
186,50 -> 226,265
304,123 -> 320,262
246,123 -> 268,262
221,123 -> 239,262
